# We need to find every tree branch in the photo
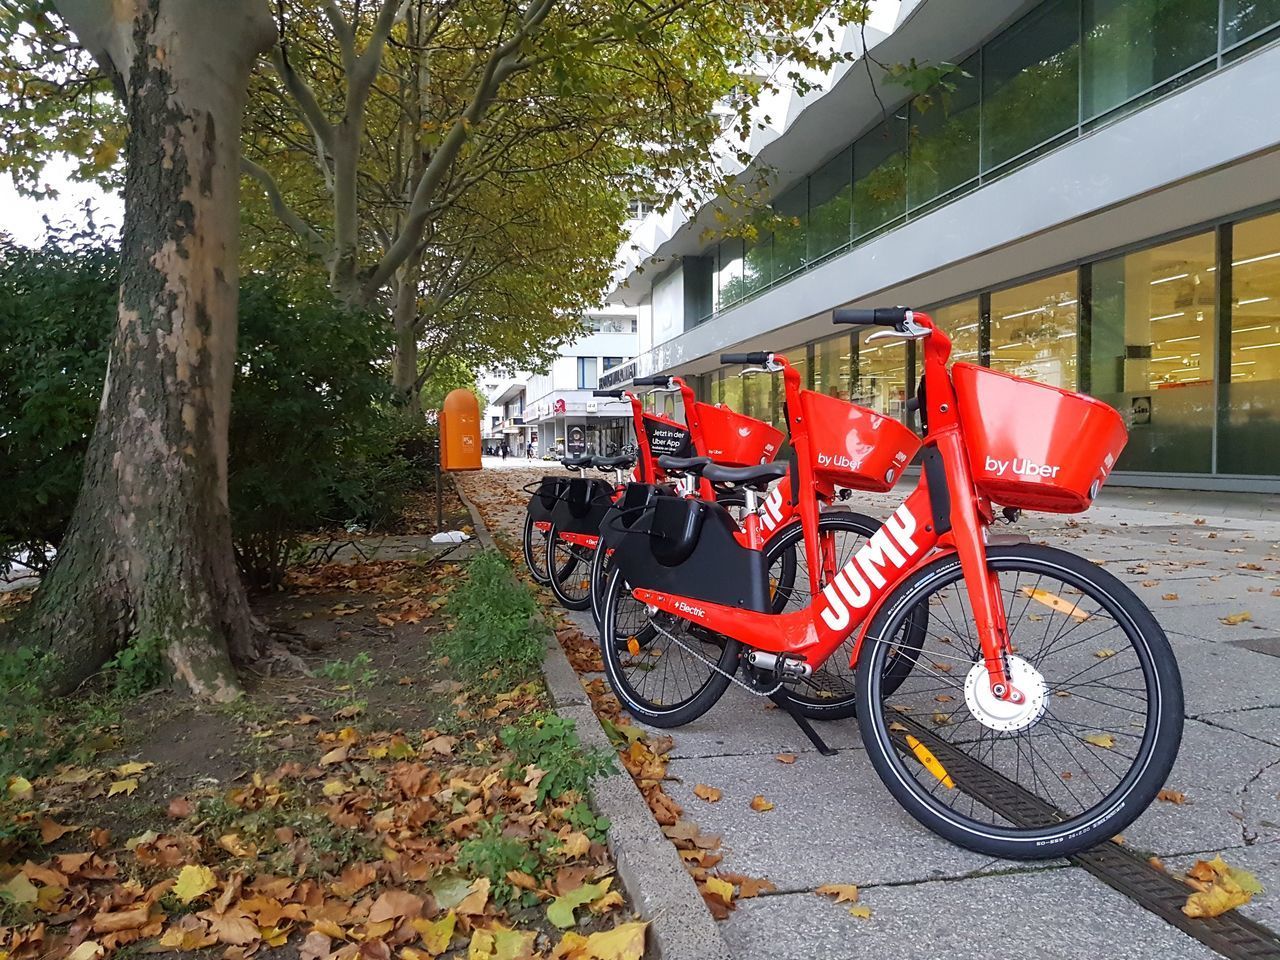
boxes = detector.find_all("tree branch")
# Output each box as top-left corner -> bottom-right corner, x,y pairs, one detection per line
241,156 -> 330,260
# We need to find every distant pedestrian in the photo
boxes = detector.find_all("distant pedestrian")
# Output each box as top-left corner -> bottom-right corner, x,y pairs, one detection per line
526,442 -> 534,459
501,443 -> 509,460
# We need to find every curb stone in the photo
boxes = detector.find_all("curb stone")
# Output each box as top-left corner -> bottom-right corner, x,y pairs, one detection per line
455,479 -> 734,960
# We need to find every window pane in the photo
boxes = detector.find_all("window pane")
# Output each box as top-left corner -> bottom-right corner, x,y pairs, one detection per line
720,367 -> 744,413
907,53 -> 980,210
982,0 -> 1080,172
1082,0 -> 1217,121
742,232 -> 773,298
809,147 -> 852,261
932,299 -> 981,365
773,184 -> 808,279
853,114 -> 907,240
990,270 -> 1078,389
852,337 -> 909,418
812,333 -> 852,399
1220,212 -> 1280,474
1089,232 -> 1216,473
577,357 -> 599,389
1223,0 -> 1280,47
717,239 -> 745,309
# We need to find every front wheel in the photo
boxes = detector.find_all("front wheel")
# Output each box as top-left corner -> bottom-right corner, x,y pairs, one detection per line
856,543 -> 1183,860
522,512 -> 550,584
546,524 -> 595,610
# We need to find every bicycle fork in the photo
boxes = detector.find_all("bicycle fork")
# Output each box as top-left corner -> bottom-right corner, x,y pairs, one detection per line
933,429 -> 1020,704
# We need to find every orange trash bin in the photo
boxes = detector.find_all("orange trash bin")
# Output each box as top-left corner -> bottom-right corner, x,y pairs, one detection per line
441,389 -> 482,471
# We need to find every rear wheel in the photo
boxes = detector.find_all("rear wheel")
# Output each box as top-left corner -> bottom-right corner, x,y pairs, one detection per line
599,566 -> 738,727
856,544 -> 1183,859
522,512 -> 551,585
546,524 -> 595,610
761,511 -> 926,720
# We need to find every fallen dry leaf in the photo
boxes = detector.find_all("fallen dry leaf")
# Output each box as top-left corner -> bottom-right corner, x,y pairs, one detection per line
693,784 -> 722,803
775,753 -> 797,764
1157,788 -> 1188,805
749,795 -> 775,813
1082,733 -> 1116,749
816,884 -> 860,904
1220,612 -> 1253,626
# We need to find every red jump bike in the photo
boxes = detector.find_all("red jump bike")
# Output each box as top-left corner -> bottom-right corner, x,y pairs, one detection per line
598,307 -> 1183,858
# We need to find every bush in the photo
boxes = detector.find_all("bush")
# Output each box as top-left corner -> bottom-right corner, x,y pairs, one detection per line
0,228 -> 115,576
440,551 -> 546,686
0,235 -> 426,589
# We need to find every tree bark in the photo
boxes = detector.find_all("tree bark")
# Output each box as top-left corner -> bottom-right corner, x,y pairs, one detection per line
15,0 -> 277,700
390,263 -> 424,418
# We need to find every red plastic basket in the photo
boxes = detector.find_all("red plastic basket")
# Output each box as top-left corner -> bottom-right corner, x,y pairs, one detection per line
691,402 -> 785,467
951,362 -> 1128,514
798,390 -> 921,492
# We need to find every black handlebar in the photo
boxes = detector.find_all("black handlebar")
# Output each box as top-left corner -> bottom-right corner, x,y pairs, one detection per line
720,352 -> 770,365
633,375 -> 671,386
593,389 -> 624,398
833,306 -> 911,326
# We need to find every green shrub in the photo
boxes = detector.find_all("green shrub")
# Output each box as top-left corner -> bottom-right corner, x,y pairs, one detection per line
501,712 -> 616,803
440,551 -> 545,685
457,816 -> 540,902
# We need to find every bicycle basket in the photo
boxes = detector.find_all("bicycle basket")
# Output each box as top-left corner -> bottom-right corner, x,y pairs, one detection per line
799,390 -> 921,492
527,476 -> 571,523
642,413 -> 693,458
692,402 -> 785,467
951,362 -> 1128,514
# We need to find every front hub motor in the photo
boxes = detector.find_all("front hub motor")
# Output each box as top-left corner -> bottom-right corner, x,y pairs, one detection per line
963,656 -> 1047,733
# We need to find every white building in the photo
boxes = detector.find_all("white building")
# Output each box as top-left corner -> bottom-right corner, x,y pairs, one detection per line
524,306 -> 639,457
606,0 -> 1280,493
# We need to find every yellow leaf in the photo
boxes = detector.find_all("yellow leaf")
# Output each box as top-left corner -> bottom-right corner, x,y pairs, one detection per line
412,911 -> 456,955
1220,612 -> 1253,626
1082,733 -> 1115,749
108,778 -> 138,797
1,874 -> 38,905
775,753 -> 797,764
693,784 -> 721,803
7,776 -> 33,801
456,876 -> 490,915
847,904 -> 872,919
113,761 -> 152,777
816,884 -> 859,904
322,779 -> 350,797
749,795 -> 774,812
581,921 -> 646,960
66,942 -> 104,960
1183,855 -> 1264,920
1020,587 -> 1091,620
1093,648 -> 1116,659
173,864 -> 217,904
704,877 -> 733,906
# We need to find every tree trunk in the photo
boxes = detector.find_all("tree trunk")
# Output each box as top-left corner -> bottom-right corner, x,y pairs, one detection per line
391,264 -> 424,418
15,0 -> 277,700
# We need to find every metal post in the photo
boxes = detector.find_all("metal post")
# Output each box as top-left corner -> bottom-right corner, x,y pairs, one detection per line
435,438 -> 444,532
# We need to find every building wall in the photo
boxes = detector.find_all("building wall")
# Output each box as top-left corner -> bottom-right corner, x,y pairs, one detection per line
619,1 -> 1280,490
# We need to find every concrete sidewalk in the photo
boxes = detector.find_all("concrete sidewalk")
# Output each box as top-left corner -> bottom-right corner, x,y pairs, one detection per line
466,467 -> 1280,959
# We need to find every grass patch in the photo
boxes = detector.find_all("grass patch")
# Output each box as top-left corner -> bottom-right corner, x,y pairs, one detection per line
440,550 -> 545,687
501,712 -> 616,804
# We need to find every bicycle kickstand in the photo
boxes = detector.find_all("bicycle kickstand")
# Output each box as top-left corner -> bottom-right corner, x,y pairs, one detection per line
777,699 -> 837,757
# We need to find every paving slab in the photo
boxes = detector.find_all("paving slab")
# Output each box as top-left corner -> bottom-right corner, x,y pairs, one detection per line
664,750 -> 1019,891
1165,634 -> 1280,712
721,868 -> 1220,960
1119,718 -> 1280,855
1199,706 -> 1280,747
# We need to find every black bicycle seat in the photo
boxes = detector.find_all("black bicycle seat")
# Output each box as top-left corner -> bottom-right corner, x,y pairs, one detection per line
701,462 -> 788,490
561,455 -> 594,469
657,455 -> 712,474
594,454 -> 636,471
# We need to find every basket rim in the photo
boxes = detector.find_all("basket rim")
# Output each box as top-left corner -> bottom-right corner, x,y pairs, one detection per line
950,361 -> 1124,419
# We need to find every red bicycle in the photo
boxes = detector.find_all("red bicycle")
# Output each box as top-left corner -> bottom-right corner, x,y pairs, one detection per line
598,307 -> 1183,858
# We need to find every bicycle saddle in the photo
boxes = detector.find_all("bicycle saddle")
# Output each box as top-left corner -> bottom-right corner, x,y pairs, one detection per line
594,454 -> 636,471
701,461 -> 788,490
657,455 -> 712,474
560,455 -> 594,469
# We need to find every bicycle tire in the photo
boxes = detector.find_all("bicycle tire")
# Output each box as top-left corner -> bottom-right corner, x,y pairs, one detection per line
522,511 -> 551,584
856,543 -> 1183,859
545,524 -> 593,610
599,565 -> 739,727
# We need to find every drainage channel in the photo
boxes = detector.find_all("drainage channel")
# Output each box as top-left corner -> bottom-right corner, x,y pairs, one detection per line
894,718 -> 1280,960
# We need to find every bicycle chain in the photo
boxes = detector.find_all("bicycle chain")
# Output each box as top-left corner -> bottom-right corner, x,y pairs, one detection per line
649,618 -> 784,697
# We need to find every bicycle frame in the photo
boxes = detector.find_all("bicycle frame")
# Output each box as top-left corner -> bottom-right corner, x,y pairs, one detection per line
630,314 -> 1025,703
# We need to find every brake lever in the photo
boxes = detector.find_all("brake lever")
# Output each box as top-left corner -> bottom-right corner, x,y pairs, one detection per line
866,318 -> 932,343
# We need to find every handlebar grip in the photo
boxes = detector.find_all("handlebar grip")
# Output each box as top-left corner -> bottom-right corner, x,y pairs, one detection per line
593,389 -> 624,398
719,352 -> 770,365
633,375 -> 670,386
833,306 -> 911,326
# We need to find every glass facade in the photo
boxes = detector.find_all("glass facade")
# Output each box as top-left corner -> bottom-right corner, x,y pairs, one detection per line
1221,210 -> 1280,473
697,0 -> 1280,317
698,207 -> 1280,480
